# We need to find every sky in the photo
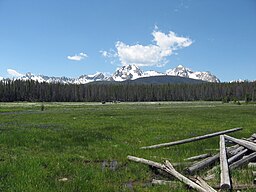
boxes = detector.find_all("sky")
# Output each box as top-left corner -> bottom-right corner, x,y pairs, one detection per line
0,0 -> 255,82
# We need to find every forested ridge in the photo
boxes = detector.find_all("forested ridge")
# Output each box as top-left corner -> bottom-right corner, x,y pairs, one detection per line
0,79 -> 255,102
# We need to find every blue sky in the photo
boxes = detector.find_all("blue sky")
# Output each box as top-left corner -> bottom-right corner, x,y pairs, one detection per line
0,0 -> 255,82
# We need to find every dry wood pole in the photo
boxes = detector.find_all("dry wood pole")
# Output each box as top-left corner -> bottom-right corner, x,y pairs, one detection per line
229,152 -> 256,170
248,163 -> 256,168
127,155 -> 164,169
194,176 -> 217,192
219,135 -> 231,189
186,142 -> 247,174
224,135 -> 256,152
127,156 -> 208,192
141,127 -> 242,149
184,153 -> 211,161
228,148 -> 248,164
186,153 -> 220,174
164,160 -> 208,192
152,179 -> 179,186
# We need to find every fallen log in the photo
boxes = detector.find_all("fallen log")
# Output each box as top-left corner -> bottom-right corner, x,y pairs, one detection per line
186,142 -> 246,174
151,179 -> 179,186
229,152 -> 256,170
194,176 -> 217,192
164,160 -> 208,192
219,135 -> 231,189
152,179 -> 256,190
248,162 -> 256,168
127,155 -> 164,169
224,135 -> 256,152
213,184 -> 256,190
184,153 -> 211,161
141,127 -> 242,149
228,148 -> 248,164
127,155 -> 208,192
186,153 -> 220,174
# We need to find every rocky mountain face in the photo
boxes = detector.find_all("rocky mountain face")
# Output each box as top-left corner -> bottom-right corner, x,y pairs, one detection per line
11,64 -> 220,84
111,64 -> 143,81
112,64 -> 220,83
166,65 -> 220,83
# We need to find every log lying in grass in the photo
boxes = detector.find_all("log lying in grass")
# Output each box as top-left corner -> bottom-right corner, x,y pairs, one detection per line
213,184 -> 256,190
248,162 -> 256,168
141,127 -> 242,149
152,179 -> 179,186
164,160 -> 208,192
186,142 -> 248,174
224,135 -> 256,152
186,153 -> 220,174
194,176 -> 217,192
127,155 -> 164,169
229,152 -> 256,170
228,148 -> 248,164
184,153 -> 211,161
152,178 -> 217,192
219,135 -> 231,189
127,155 -> 208,192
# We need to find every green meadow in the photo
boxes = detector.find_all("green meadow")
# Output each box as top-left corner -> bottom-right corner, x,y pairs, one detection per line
0,102 -> 256,191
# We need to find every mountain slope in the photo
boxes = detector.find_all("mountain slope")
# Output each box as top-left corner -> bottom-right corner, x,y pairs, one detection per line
128,75 -> 206,84
111,65 -> 143,81
166,65 -> 220,83
5,64 -> 220,84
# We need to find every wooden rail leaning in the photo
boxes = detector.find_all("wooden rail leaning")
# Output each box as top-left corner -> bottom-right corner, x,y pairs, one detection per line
224,134 -> 256,152
127,155 -> 209,192
141,127 -> 242,149
219,135 -> 231,189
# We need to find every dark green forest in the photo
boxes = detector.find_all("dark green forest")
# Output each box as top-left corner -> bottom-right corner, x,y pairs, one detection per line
0,80 -> 255,102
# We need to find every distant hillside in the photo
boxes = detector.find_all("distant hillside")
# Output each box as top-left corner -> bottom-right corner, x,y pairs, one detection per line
89,75 -> 206,85
128,75 -> 206,84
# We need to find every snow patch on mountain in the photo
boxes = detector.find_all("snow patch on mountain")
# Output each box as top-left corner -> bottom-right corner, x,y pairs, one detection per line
166,65 -> 220,83
111,65 -> 143,81
3,64 -> 220,84
143,70 -> 165,77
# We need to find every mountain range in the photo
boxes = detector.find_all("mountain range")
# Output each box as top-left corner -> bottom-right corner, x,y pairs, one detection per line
9,65 -> 220,84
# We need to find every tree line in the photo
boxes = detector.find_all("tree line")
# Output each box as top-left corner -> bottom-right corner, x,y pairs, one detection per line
0,79 -> 255,102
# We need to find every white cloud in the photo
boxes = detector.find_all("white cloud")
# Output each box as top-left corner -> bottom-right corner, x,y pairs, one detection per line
102,28 -> 192,67
67,52 -> 88,61
7,69 -> 24,77
100,50 -> 117,58
116,41 -> 165,67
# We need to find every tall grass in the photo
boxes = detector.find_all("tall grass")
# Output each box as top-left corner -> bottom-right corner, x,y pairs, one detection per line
0,102 -> 255,191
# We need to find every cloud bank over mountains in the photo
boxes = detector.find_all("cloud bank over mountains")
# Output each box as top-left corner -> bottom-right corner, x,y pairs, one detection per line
102,28 -> 192,67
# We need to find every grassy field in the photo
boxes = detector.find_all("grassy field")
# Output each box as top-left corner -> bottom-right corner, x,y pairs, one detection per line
0,101 -> 256,191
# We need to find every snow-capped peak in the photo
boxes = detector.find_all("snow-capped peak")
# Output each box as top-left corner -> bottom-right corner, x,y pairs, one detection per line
166,65 -> 220,83
4,64 -> 220,84
111,64 -> 143,81
166,65 -> 193,78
